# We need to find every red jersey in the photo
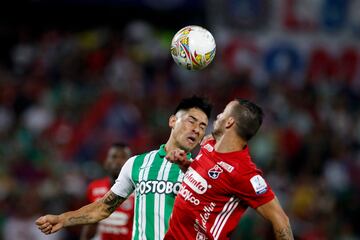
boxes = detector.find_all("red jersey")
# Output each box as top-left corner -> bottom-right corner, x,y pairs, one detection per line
164,140 -> 275,240
86,177 -> 134,240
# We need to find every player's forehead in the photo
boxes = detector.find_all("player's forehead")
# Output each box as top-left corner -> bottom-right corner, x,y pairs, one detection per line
108,147 -> 127,156
178,108 -> 208,123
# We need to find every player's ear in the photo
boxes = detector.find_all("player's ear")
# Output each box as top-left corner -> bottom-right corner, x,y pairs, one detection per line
225,117 -> 235,129
169,115 -> 177,128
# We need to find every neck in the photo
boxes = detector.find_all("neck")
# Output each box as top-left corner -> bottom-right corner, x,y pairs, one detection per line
214,132 -> 246,153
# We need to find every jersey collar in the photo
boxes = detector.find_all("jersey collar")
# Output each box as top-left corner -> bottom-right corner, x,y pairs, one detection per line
158,144 -> 192,159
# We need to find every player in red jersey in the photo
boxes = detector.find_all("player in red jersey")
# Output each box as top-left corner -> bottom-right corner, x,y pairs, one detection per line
80,143 -> 134,240
165,99 -> 293,240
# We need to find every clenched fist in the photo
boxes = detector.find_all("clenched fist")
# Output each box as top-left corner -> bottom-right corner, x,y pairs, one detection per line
166,149 -> 192,172
36,215 -> 64,235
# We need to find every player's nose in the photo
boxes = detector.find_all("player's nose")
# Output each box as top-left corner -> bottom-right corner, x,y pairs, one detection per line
192,125 -> 201,135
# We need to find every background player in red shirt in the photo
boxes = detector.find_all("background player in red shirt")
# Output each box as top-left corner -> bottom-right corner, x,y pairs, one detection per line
165,99 -> 293,240
80,143 -> 134,240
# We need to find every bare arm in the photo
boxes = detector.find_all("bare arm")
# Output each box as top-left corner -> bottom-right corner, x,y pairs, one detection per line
36,191 -> 125,235
256,198 -> 293,240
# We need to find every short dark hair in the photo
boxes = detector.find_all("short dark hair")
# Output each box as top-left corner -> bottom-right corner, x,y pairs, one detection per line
174,95 -> 212,119
111,142 -> 129,149
232,99 -> 263,141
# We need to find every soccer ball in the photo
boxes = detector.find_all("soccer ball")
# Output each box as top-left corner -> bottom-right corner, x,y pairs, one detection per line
170,25 -> 216,71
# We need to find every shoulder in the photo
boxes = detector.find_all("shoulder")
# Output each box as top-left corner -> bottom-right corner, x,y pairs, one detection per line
132,149 -> 161,164
232,157 -> 271,192
230,152 -> 264,181
116,148 -> 162,179
134,148 -> 160,159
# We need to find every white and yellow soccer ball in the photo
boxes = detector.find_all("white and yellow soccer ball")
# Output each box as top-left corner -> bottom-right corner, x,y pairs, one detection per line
170,25 -> 216,71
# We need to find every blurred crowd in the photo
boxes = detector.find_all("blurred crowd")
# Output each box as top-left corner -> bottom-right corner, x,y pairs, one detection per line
0,21 -> 359,240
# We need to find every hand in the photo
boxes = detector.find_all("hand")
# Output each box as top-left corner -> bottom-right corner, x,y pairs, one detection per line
166,149 -> 191,172
36,215 -> 64,234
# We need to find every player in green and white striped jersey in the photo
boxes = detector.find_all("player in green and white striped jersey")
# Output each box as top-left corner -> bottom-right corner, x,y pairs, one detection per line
111,144 -> 186,240
36,96 -> 212,240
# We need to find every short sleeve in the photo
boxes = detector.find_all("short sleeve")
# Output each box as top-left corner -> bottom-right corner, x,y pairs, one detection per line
110,156 -> 136,198
232,172 -> 275,209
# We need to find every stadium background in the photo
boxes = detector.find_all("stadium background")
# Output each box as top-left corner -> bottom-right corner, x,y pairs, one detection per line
1,0 -> 360,239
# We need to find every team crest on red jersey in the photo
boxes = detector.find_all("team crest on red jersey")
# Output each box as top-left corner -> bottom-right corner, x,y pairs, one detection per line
208,164 -> 223,179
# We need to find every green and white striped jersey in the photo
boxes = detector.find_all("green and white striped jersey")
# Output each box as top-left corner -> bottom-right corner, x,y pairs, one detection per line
111,144 -> 189,240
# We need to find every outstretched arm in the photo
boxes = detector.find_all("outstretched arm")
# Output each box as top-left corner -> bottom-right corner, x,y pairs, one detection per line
256,198 -> 294,240
36,191 -> 125,235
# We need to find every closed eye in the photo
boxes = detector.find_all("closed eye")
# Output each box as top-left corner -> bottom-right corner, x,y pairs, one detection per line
189,116 -> 207,130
